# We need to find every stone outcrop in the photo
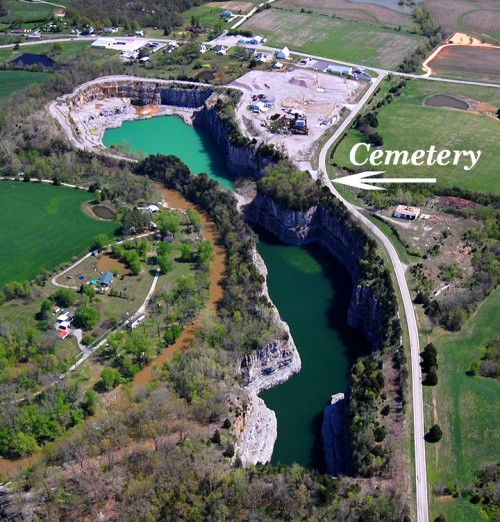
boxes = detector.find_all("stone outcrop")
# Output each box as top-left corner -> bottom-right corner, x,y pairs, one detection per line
245,194 -> 387,349
321,393 -> 349,476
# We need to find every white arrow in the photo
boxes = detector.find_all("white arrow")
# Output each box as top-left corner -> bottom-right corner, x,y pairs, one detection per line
332,171 -> 436,191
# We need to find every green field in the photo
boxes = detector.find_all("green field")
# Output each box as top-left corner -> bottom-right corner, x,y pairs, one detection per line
0,41 -> 115,66
241,8 -> 425,69
333,80 -> 500,194
423,288 -> 500,521
0,70 -> 50,100
0,182 -> 120,288
0,0 -> 57,23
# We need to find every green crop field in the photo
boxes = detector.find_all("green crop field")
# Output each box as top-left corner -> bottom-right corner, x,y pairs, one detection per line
332,80 -> 500,194
241,8 -> 425,69
423,288 -> 500,521
0,70 -> 50,100
0,182 -> 120,288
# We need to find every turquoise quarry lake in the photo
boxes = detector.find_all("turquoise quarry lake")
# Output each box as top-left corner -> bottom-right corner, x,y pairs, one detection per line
103,115 -> 368,469
103,115 -> 234,189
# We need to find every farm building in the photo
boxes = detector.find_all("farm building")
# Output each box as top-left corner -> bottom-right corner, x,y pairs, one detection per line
99,271 -> 113,288
273,62 -> 284,69
393,205 -> 421,220
249,35 -> 265,45
276,47 -> 290,59
325,64 -> 353,77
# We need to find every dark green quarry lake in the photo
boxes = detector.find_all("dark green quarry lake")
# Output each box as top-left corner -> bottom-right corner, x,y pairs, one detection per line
104,115 -> 368,470
103,116 -> 234,189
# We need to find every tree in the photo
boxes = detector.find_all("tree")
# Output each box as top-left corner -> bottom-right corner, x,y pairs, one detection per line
158,255 -> 173,275
425,424 -> 443,443
96,367 -> 124,392
186,208 -> 201,232
156,210 -> 181,236
122,208 -> 150,235
164,324 -> 182,345
38,299 -> 53,320
73,304 -> 99,330
196,240 -> 214,266
425,366 -> 438,386
53,288 -> 77,307
10,432 -> 39,457
180,243 -> 193,262
91,234 -> 109,250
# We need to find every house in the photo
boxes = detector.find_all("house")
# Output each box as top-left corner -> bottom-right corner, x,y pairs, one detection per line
135,30 -> 145,37
99,271 -> 113,288
325,64 -> 352,76
27,31 -> 42,39
221,10 -> 233,18
11,28 -> 31,35
249,35 -> 265,45
58,321 -> 71,331
255,53 -> 269,63
52,306 -> 61,314
56,313 -> 70,323
138,56 -> 150,63
393,205 -> 421,220
213,44 -> 227,54
276,46 -> 290,59
58,330 -> 69,340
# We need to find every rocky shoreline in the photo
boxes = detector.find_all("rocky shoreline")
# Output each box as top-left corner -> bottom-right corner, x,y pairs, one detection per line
235,249 -> 301,466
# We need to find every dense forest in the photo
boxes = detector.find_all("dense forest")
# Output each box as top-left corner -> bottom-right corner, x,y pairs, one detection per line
66,0 -> 204,33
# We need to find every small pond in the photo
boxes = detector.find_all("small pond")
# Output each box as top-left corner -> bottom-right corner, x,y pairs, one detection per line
425,94 -> 469,110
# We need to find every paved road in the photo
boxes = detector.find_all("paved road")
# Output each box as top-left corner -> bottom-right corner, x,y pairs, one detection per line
317,91 -> 429,522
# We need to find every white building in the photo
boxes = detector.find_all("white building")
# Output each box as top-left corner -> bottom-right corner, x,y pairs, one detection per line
276,46 -> 290,59
91,37 -> 117,48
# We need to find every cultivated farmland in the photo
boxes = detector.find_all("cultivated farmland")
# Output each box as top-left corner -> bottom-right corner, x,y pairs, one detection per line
0,182 -> 120,288
428,46 -> 500,84
241,9 -> 424,69
424,0 -> 500,43
0,70 -> 49,100
332,80 -> 500,194
274,0 -> 414,27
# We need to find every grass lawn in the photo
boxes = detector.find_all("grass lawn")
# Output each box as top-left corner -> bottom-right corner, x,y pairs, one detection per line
0,182 -> 120,288
241,8 -> 425,69
332,80 -> 500,194
422,287 -> 500,521
0,70 -> 50,100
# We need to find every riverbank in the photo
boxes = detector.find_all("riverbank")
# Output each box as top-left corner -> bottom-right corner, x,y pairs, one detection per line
132,187 -> 226,386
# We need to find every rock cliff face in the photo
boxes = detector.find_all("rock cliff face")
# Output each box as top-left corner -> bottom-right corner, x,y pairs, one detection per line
62,78 -> 213,109
195,106 -> 276,178
245,194 -> 387,349
322,394 -> 349,476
